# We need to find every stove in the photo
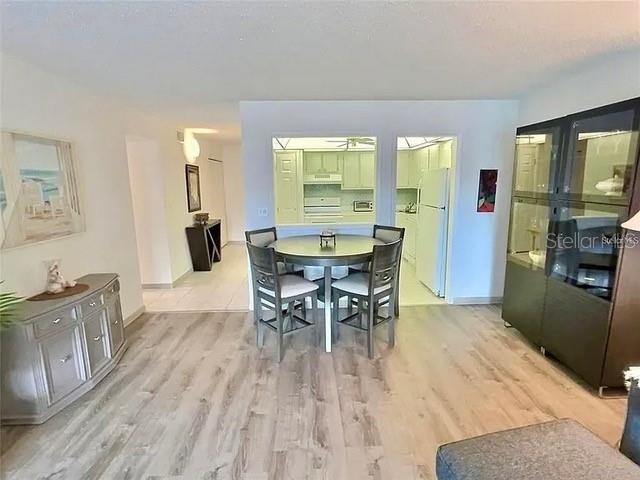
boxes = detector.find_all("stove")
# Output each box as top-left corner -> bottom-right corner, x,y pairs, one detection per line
304,197 -> 342,223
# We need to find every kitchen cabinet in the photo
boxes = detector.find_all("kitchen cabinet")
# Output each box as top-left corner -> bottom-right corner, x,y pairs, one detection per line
396,212 -> 417,264
304,152 -> 341,175
342,152 -> 361,189
397,150 -> 410,187
342,212 -> 375,224
342,152 -> 375,190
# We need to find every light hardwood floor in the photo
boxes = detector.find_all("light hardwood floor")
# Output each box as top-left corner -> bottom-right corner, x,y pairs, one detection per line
0,306 -> 627,480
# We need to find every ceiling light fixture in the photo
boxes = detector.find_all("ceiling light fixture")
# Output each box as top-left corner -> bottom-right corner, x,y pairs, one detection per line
182,130 -> 200,164
188,128 -> 219,134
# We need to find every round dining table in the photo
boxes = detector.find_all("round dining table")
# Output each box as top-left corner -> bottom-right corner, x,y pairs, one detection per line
270,234 -> 383,352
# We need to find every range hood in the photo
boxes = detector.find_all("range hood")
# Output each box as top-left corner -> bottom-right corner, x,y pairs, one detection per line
303,173 -> 342,184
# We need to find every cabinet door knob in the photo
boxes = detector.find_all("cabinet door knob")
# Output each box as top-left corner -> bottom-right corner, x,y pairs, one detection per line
89,302 -> 97,307
113,320 -> 119,325
52,318 -> 62,325
93,334 -> 103,342
59,353 -> 72,363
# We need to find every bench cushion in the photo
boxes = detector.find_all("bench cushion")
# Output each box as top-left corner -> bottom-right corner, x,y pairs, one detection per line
436,419 -> 640,480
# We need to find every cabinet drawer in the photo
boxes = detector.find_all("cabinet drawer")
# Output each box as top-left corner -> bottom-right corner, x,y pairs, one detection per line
34,307 -> 77,339
80,293 -> 103,317
39,327 -> 85,405
104,279 -> 120,301
83,310 -> 110,377
107,299 -> 125,355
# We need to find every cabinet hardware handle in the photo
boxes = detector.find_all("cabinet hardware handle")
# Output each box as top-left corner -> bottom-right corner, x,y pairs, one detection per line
89,302 -> 97,307
53,318 -> 62,324
59,354 -> 72,363
93,335 -> 103,342
113,320 -> 119,325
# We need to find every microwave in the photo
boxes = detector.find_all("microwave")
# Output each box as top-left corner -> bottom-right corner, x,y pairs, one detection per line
353,200 -> 373,212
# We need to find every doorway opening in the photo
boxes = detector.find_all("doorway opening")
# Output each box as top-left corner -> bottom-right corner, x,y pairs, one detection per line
272,136 -> 377,226
395,136 -> 456,305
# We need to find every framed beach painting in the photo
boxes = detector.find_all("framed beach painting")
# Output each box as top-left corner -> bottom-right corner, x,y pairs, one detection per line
185,164 -> 201,212
0,132 -> 84,249
477,168 -> 498,213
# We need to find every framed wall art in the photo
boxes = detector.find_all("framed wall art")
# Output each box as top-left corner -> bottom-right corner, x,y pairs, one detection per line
477,168 -> 498,213
0,132 -> 84,249
185,164 -> 201,212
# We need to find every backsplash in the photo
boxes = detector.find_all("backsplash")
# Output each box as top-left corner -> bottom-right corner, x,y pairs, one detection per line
304,184 -> 374,208
304,184 -> 418,210
396,188 -> 418,207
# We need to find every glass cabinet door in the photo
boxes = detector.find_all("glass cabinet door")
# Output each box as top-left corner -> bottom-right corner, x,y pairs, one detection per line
513,125 -> 562,196
507,197 -> 551,270
563,105 -> 639,204
547,202 -> 626,301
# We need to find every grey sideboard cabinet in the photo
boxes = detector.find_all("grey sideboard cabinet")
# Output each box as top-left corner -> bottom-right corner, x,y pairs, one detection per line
1,274 -> 127,425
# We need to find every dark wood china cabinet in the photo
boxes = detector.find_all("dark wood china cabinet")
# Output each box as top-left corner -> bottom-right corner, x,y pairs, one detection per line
503,97 -> 640,393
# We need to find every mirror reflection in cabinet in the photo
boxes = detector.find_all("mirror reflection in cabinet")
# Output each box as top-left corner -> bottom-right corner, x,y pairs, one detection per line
563,107 -> 639,204
513,125 -> 562,197
507,197 -> 551,270
547,202 -> 626,301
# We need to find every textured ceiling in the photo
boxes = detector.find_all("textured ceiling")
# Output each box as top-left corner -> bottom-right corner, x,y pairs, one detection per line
2,1 -> 639,140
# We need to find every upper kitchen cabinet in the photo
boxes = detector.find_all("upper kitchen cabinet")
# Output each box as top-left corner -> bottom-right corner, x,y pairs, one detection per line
560,99 -> 640,205
303,152 -> 341,175
342,152 -> 375,190
513,123 -> 563,198
397,150 -> 420,188
397,150 -> 411,188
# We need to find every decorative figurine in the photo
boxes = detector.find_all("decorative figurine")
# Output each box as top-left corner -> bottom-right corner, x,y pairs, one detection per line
46,260 -> 76,294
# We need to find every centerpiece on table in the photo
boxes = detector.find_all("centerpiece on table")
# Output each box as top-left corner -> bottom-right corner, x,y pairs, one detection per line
319,229 -> 336,248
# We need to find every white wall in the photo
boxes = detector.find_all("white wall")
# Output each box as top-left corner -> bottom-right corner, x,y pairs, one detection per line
125,136 -> 173,285
519,49 -> 640,124
123,120 -> 235,285
240,100 -> 518,302
0,54 -> 144,320
221,143 -> 245,242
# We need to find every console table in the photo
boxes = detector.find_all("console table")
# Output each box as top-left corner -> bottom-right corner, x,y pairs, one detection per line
185,219 -> 222,271
0,273 -> 126,425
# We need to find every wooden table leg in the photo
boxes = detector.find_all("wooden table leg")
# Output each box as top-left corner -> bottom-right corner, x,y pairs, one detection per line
324,266 -> 332,352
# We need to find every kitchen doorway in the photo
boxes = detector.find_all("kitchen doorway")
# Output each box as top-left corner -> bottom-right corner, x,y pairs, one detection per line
272,137 -> 377,226
396,137 -> 456,305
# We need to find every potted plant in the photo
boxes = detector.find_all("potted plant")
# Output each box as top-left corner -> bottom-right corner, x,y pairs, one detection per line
0,282 -> 23,332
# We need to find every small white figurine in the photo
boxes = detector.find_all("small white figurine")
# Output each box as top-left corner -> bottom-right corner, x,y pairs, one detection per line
46,260 -> 76,294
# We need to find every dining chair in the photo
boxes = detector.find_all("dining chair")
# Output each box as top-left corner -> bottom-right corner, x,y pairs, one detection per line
349,224 -> 405,317
246,242 -> 319,362
245,226 -> 278,247
331,239 -> 403,359
245,227 -> 303,275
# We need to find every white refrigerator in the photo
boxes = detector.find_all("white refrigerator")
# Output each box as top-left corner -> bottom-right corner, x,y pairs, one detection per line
416,168 -> 449,297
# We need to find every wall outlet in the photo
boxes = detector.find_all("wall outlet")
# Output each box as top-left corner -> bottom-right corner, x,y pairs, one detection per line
257,208 -> 268,217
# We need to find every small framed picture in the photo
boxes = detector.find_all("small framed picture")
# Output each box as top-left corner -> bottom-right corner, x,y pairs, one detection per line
477,169 -> 498,213
185,164 -> 201,212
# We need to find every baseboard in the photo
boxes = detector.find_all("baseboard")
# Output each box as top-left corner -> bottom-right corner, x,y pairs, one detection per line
141,283 -> 173,289
142,269 -> 193,289
124,305 -> 146,326
450,296 -> 503,305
